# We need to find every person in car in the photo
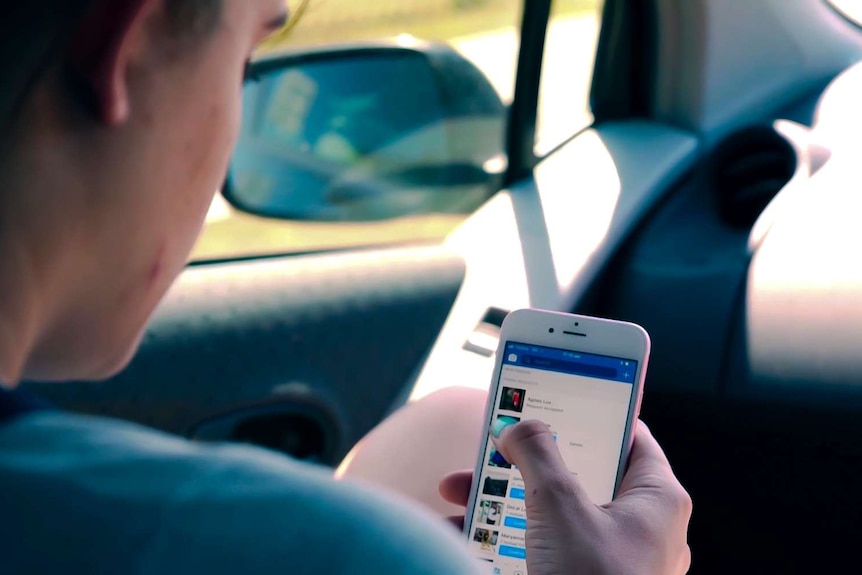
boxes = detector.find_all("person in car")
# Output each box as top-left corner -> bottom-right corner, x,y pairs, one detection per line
0,1 -> 692,574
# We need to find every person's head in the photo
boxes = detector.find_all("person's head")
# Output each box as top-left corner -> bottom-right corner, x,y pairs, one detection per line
0,1 -> 289,384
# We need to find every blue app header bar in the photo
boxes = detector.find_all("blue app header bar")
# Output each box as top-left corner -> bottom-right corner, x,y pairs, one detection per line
499,545 -> 527,559
503,341 -> 638,384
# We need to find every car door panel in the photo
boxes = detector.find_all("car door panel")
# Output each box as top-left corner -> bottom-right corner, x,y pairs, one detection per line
25,245 -> 465,465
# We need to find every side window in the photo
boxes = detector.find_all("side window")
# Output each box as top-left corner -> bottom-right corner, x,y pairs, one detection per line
537,0 -> 605,156
194,0 -> 604,261
828,0 -> 862,25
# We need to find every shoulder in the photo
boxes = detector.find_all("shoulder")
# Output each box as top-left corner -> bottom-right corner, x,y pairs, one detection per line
0,412 -> 479,575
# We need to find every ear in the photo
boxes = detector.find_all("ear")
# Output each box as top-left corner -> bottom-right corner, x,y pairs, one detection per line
68,0 -> 155,125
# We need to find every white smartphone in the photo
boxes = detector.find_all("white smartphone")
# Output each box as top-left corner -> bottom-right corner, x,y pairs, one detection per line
463,309 -> 650,575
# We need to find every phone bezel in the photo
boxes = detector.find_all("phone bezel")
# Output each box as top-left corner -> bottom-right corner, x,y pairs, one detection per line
462,309 -> 651,549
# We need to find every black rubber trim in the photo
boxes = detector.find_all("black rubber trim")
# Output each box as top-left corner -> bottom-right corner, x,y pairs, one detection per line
504,0 -> 552,186
591,0 -> 658,121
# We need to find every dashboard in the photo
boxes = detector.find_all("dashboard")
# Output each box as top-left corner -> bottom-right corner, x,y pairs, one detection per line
410,60 -> 862,407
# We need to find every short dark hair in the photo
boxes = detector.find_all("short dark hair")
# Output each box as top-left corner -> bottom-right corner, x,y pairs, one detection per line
165,0 -> 223,37
0,1 -> 222,130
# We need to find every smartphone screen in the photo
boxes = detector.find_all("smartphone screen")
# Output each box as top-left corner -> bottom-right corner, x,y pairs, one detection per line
467,340 -> 640,575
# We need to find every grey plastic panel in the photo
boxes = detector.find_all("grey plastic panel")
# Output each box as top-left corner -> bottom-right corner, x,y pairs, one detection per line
24,245 -> 465,461
590,168 -> 753,395
653,0 -> 862,141
743,166 -> 862,390
592,120 -> 816,396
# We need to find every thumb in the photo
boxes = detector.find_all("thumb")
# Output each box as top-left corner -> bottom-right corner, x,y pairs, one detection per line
493,420 -> 590,505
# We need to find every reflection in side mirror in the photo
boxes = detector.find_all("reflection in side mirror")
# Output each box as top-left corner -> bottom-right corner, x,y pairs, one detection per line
224,42 -> 506,222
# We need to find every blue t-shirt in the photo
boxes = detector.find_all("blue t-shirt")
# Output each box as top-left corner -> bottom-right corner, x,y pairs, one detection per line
0,395 -> 479,574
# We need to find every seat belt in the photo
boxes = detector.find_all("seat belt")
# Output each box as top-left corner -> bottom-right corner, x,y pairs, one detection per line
0,387 -> 51,423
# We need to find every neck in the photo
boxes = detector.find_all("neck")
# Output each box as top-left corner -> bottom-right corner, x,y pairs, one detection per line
0,115 -> 68,387
0,227 -> 46,387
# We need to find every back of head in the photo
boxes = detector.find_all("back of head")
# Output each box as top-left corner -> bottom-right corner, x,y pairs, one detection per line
0,4 -> 92,131
1,2 -> 221,132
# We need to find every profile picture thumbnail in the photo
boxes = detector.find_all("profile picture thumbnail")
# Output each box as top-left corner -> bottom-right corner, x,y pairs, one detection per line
489,415 -> 520,468
482,477 -> 509,498
488,447 -> 511,469
499,387 -> 526,413
472,527 -> 499,551
478,499 -> 504,526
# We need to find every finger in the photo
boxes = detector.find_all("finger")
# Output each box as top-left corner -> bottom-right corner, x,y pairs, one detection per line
616,421 -> 691,519
439,470 -> 473,507
618,421 -> 677,492
681,544 -> 692,574
493,420 -> 590,506
629,421 -> 672,469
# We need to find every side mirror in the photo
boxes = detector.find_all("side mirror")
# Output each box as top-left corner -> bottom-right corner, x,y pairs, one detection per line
223,40 -> 507,222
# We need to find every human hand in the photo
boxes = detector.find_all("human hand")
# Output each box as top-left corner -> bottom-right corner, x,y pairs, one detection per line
440,420 -> 692,575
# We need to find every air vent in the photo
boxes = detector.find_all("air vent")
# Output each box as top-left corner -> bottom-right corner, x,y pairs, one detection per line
712,126 -> 797,229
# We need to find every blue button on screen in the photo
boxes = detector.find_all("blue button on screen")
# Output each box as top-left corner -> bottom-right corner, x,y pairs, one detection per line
504,516 -> 527,529
509,487 -> 525,500
499,545 -> 527,559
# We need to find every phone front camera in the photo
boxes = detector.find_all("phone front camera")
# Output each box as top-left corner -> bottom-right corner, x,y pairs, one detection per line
548,328 -> 555,333
574,322 -> 579,327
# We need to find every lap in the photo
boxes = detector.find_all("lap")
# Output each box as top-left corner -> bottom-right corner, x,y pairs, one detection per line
335,386 -> 487,517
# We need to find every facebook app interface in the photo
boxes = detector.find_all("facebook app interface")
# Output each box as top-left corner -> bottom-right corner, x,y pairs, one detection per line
469,342 -> 638,575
